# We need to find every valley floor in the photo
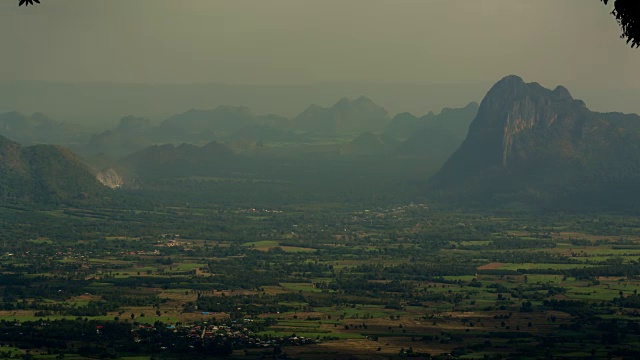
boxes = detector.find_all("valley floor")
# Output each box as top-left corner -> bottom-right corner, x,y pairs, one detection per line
1,202 -> 640,359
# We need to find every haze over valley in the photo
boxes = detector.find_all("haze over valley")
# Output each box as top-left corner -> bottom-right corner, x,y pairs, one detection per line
2,1 -> 640,359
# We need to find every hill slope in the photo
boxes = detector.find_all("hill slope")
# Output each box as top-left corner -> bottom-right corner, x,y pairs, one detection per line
120,141 -> 239,179
340,132 -> 398,156
0,135 -> 106,203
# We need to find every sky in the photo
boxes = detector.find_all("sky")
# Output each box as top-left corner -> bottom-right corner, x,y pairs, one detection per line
0,0 -> 638,91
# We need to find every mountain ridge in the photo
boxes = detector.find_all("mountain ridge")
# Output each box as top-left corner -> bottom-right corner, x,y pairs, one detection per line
430,75 -> 640,208
293,96 -> 390,134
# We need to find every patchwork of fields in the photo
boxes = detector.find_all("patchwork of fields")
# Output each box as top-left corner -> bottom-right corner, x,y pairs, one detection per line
2,204 -> 640,359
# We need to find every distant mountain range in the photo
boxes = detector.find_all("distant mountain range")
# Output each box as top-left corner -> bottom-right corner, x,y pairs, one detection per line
392,102 -> 479,160
385,102 -> 478,140
111,100 -> 478,180
0,135 -> 107,204
84,116 -> 155,158
4,75 -> 640,210
335,102 -> 478,160
0,81 -> 490,125
2,81 -> 637,128
88,97 -> 475,156
293,96 -> 390,134
0,111 -> 90,146
78,96 -> 437,159
156,106 -> 290,142
0,94 -> 481,206
431,75 -> 640,208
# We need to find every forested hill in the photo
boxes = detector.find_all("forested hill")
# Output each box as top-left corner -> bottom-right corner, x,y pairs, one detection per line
0,135 -> 107,204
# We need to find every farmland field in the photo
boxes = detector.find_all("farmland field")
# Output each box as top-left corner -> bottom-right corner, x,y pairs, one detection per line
3,202 -> 640,359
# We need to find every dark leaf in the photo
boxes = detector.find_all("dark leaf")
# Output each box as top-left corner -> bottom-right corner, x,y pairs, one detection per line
602,0 -> 640,48
19,0 -> 41,6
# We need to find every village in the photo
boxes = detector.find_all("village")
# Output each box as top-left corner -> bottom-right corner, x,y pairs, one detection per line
132,320 -> 318,350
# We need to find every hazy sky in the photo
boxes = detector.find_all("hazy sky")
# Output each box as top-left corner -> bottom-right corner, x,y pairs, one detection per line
1,0 -> 638,90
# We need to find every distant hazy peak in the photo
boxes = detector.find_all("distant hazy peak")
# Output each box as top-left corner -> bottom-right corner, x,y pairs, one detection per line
211,105 -> 253,117
117,115 -> 151,130
443,101 -> 478,113
182,105 -> 252,114
353,95 -> 375,104
0,111 -> 26,119
334,97 -> 351,106
304,104 -> 323,111
294,96 -> 389,134
30,112 -> 53,121
297,96 -> 387,114
391,112 -> 419,120
333,96 -> 379,108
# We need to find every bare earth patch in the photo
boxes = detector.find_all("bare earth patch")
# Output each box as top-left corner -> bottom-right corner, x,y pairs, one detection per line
477,262 -> 503,270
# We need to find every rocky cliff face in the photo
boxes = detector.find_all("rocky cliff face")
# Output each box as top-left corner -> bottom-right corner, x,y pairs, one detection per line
96,168 -> 124,189
430,75 -> 640,207
462,77 -> 578,167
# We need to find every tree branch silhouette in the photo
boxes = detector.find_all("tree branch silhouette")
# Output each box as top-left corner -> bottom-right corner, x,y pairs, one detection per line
602,0 -> 640,48
19,0 -> 41,6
